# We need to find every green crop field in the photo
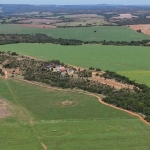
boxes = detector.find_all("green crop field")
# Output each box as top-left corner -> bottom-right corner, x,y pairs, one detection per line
0,24 -> 150,41
0,78 -> 150,150
1,43 -> 150,86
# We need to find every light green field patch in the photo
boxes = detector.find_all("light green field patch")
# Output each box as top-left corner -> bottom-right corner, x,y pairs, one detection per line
118,70 -> 150,86
0,79 -> 134,120
0,78 -> 150,150
1,43 -> 150,86
1,43 -> 150,71
0,24 -> 150,41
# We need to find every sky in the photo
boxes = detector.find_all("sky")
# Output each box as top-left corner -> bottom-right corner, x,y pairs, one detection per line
0,0 -> 150,5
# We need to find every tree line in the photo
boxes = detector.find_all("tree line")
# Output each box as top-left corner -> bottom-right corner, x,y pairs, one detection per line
0,34 -> 150,46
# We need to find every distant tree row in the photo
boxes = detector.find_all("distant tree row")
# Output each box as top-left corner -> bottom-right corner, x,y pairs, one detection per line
0,34 -> 150,46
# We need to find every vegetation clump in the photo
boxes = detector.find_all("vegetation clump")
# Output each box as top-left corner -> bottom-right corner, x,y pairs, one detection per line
0,34 -> 150,46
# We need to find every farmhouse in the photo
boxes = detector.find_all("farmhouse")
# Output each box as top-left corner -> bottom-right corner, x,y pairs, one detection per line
46,63 -> 75,76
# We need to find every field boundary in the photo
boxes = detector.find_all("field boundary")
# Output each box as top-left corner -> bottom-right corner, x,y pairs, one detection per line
16,78 -> 150,127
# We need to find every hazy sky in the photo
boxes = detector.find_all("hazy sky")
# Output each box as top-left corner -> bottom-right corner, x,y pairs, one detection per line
0,0 -> 150,5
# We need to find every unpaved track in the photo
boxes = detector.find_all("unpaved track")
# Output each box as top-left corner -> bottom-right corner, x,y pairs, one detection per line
18,78 -> 150,127
0,100 -> 11,118
3,73 -> 47,150
4,71 -> 8,79
41,142 -> 47,150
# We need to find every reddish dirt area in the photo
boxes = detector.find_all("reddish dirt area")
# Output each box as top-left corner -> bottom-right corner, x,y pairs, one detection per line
0,100 -> 11,118
16,24 -> 57,28
129,24 -> 150,36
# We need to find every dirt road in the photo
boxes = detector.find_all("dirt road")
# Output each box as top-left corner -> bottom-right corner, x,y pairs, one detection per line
18,78 -> 150,127
4,71 -> 8,79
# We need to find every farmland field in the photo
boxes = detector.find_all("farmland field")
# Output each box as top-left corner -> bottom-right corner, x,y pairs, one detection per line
0,24 -> 150,41
1,43 -> 150,86
0,78 -> 150,150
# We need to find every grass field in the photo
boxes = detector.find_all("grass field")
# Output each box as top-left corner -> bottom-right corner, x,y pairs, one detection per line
1,43 -> 150,86
0,78 -> 150,150
0,24 -> 150,41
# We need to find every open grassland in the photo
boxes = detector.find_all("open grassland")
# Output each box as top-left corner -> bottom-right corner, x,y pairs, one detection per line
118,70 -> 150,87
0,24 -> 150,41
0,78 -> 150,150
1,43 -> 150,86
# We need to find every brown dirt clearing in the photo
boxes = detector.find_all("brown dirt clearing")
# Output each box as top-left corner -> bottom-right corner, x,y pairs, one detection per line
61,100 -> 78,107
129,24 -> 150,36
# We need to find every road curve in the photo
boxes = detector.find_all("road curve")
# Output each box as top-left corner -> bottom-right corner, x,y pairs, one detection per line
17,78 -> 150,127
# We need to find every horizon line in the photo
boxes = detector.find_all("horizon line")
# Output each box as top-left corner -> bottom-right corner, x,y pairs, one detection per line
0,3 -> 150,6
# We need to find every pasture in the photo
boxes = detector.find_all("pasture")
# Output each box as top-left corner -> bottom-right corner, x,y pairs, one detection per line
1,43 -> 150,86
0,24 -> 150,41
0,78 -> 150,150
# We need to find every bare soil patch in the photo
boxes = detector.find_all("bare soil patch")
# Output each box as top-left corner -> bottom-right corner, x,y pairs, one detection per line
0,99 -> 11,118
61,100 -> 78,107
113,14 -> 138,19
16,24 -> 57,28
129,24 -> 150,36
4,70 -> 8,79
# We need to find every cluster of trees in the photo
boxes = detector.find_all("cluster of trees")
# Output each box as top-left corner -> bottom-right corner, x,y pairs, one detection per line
103,89 -> 150,122
101,70 -> 135,84
89,67 -> 101,71
115,18 -> 150,25
77,70 -> 92,78
0,51 -> 150,122
101,70 -> 150,92
0,69 -> 4,76
0,34 -> 83,45
88,40 -> 150,46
